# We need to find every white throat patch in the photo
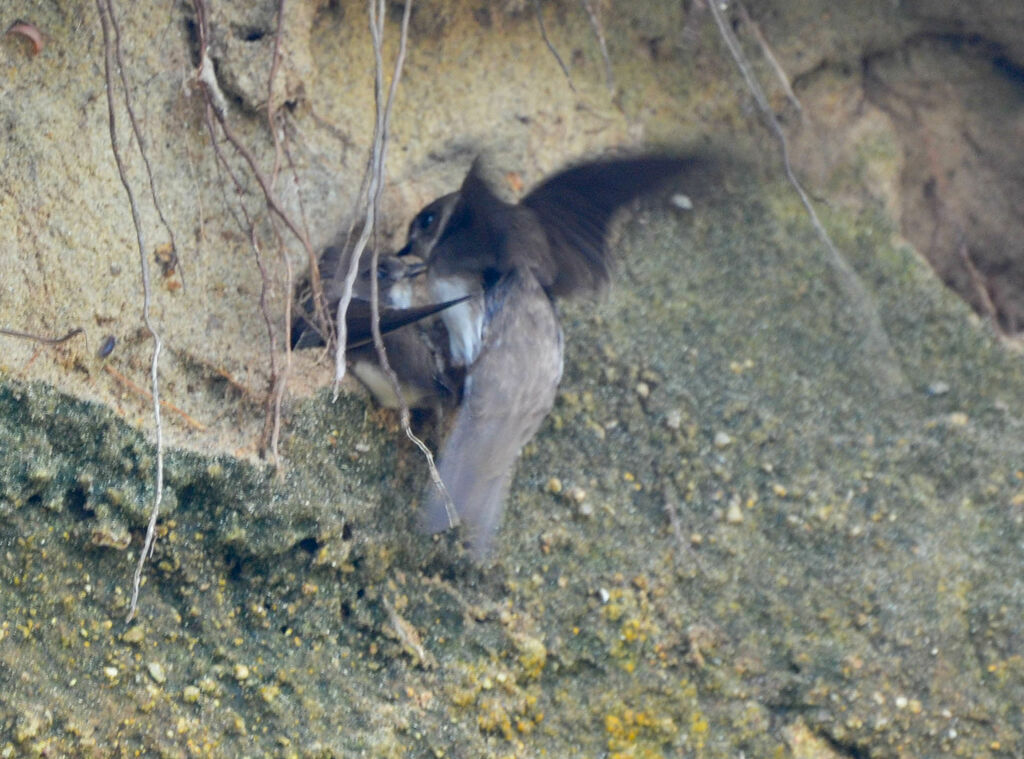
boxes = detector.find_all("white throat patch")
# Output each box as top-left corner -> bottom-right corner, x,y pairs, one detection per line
429,275 -> 484,367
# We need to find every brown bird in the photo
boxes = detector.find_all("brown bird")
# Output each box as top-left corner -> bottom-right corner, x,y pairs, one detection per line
291,245 -> 464,410
397,152 -> 711,558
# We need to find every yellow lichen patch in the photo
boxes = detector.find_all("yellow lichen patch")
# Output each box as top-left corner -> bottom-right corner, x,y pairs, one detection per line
604,705 -> 679,759
783,719 -> 846,758
619,615 -> 656,645
477,697 -> 515,741
450,657 -> 545,746
515,635 -> 547,680
450,683 -> 480,707
259,684 -> 280,704
601,583 -> 661,670
690,711 -> 709,741
985,654 -> 1024,686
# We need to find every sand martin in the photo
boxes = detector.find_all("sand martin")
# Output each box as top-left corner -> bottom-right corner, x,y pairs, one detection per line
398,152 -> 709,557
291,245 -> 463,409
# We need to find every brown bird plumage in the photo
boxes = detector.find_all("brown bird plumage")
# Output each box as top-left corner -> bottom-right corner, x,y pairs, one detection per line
399,152 -> 712,558
290,246 -> 464,409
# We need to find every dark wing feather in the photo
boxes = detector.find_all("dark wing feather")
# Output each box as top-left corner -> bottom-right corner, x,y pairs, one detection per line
292,241 -> 463,349
521,154 -> 709,297
290,312 -> 323,350
345,296 -> 471,349
292,291 -> 469,351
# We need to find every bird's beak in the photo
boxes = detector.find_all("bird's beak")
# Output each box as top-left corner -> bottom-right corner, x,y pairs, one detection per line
404,260 -> 426,278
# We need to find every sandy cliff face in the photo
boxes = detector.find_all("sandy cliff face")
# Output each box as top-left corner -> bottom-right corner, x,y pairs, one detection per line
2,1 -> 1023,756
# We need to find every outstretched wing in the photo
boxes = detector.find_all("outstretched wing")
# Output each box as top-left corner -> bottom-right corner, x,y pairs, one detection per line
521,153 -> 713,297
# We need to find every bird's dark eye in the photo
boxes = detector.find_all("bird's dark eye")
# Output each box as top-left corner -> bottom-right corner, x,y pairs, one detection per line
417,211 -> 436,231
